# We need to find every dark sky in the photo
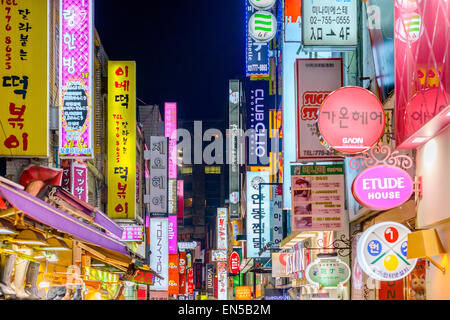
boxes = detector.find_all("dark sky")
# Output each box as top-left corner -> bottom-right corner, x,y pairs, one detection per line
95,0 -> 244,122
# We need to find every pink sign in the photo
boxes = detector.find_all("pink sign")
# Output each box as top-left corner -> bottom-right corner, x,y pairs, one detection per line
318,87 -> 385,154
177,180 -> 184,225
107,225 -> 144,242
61,160 -> 71,192
351,165 -> 414,211
71,161 -> 88,202
168,215 -> 178,254
59,0 -> 93,158
165,103 -> 177,179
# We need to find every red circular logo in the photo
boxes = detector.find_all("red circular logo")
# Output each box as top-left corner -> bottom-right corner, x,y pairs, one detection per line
229,251 -> 241,274
384,227 -> 399,243
318,86 -> 385,154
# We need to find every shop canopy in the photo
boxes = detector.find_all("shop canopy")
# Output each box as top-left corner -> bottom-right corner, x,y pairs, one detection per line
0,179 -> 129,256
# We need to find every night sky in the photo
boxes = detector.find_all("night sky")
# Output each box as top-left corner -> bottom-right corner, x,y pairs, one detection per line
95,0 -> 245,122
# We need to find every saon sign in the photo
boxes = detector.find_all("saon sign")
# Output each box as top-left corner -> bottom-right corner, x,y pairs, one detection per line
352,165 -> 414,211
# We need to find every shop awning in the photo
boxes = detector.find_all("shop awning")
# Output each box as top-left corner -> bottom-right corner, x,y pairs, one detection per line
0,180 -> 129,256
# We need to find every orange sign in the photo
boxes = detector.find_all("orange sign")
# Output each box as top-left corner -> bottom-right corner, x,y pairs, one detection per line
168,254 -> 179,295
235,286 -> 252,300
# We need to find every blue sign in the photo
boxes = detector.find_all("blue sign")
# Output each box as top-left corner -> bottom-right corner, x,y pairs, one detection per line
246,0 -> 269,76
367,240 -> 382,256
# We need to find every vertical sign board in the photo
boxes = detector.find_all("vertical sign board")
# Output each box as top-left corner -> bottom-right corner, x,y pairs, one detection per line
216,208 -> 228,250
302,0 -> 358,48
164,102 -> 177,179
59,0 -> 94,158
0,0 -> 49,157
71,161 -> 88,202
291,164 -> 345,232
150,218 -> 169,291
246,80 -> 273,167
187,268 -> 194,295
246,171 -> 271,258
284,0 -> 302,42
194,262 -> 202,290
217,262 -> 227,300
168,254 -> 179,296
206,263 -> 214,295
229,80 -> 240,219
295,59 -> 343,160
168,215 -> 177,254
245,0 -> 269,76
168,179 -> 177,215
230,220 -> 243,247
272,185 -> 283,249
177,180 -> 184,225
179,251 -> 187,295
147,136 -> 168,217
61,160 -> 71,192
107,61 -> 136,219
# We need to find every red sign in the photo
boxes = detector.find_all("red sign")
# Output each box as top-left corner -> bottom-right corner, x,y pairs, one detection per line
318,87 -> 385,154
131,270 -> 154,285
229,251 -> 241,274
179,252 -> 186,294
168,254 -> 179,295
187,268 -> 194,295
379,280 -> 404,300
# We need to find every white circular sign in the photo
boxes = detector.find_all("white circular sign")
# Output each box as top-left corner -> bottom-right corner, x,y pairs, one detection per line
249,0 -> 276,10
357,221 -> 417,281
249,11 -> 277,42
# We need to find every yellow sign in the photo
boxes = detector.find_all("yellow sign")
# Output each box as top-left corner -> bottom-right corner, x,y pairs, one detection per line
230,219 -> 243,247
0,0 -> 48,157
107,61 -> 136,219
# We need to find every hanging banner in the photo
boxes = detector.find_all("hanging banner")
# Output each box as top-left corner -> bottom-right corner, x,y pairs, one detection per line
216,208 -> 228,249
302,0 -> 358,48
295,59 -> 343,160
357,221 -> 417,281
179,251 -> 187,295
150,218 -> 169,291
291,164 -> 345,232
164,102 -> 177,179
217,262 -> 227,300
206,263 -> 214,295
107,61 -> 136,220
246,0 -> 269,76
146,136 -> 168,217
168,253 -> 179,296
305,256 -> 351,288
59,0 -> 94,158
71,161 -> 88,202
177,180 -> 184,225
229,79 -> 240,219
168,215 -> 178,254
0,0 -> 49,157
246,171 -> 271,258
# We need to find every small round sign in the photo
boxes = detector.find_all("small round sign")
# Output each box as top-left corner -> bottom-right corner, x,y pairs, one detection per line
357,221 -> 417,281
248,11 -> 277,42
249,0 -> 276,10
317,86 -> 385,154
229,251 -> 241,274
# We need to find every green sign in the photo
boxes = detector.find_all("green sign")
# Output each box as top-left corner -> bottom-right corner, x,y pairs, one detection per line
305,256 -> 350,289
291,164 -> 344,176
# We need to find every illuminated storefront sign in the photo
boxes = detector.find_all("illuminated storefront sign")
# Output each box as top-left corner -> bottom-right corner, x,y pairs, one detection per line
165,102 -> 177,179
146,136 -> 168,217
217,262 -> 227,300
305,256 -> 351,288
246,0 -> 269,76
249,11 -> 277,42
168,253 -> 179,295
295,59 -> 343,160
206,263 -> 214,294
168,179 -> 177,215
230,219 -> 243,247
131,270 -> 154,286
179,251 -> 187,294
235,286 -> 252,300
107,61 -> 136,219
229,79 -> 240,219
168,215 -> 177,254
272,185 -> 283,248
150,218 -> 169,291
229,251 -> 240,274
246,171 -> 271,258
59,0 -> 94,158
357,221 -> 417,281
249,0 -> 276,10
71,161 -> 87,202
194,262 -> 202,290
318,87 -> 385,154
0,0 -> 49,157
177,180 -> 184,224
187,268 -> 194,295
284,0 -> 302,42
352,165 -> 414,211
216,208 -> 228,249
291,164 -> 345,232
106,225 -> 143,242
178,241 -> 197,250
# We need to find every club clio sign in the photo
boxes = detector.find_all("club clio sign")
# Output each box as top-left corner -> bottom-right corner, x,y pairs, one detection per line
352,166 -> 414,211
318,87 -> 385,154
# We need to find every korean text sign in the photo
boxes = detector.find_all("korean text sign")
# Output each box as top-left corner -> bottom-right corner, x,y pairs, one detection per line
246,0 -> 269,76
1,0 -> 48,157
291,164 -> 345,231
216,208 -> 228,249
107,61 -> 136,220
148,136 -> 168,217
164,102 -> 177,179
150,218 -> 169,291
59,0 -> 94,158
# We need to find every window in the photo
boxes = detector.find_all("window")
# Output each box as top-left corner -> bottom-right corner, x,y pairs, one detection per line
181,166 -> 192,175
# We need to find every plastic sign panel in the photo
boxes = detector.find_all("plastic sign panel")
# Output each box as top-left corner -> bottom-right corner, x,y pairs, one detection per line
357,221 -> 417,281
71,161 -> 88,202
187,268 -> 194,295
107,61 -> 136,219
178,241 -> 197,250
305,256 -> 351,288
59,0 -> 94,158
0,0 -> 49,157
211,250 -> 227,262
177,180 -> 184,224
216,208 -> 228,249
318,87 -> 385,154
291,164 -> 345,231
194,262 -> 202,290
302,0 -> 358,48
249,0 -> 276,10
230,219 -> 243,247
150,218 -> 169,291
168,215 -> 178,254
146,136 -> 168,217
235,286 -> 252,300
168,179 -> 177,215
229,251 -> 241,274
249,11 -> 277,42
106,225 -> 143,242
229,79 -> 240,219
179,251 -> 187,294
272,185 -> 283,249
295,59 -> 343,160
217,262 -> 227,300
285,0 -> 302,42
168,254 -> 179,295
131,270 -> 154,286
246,1 -> 269,76
246,171 -> 271,258
352,166 -> 414,211
165,102 -> 177,179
